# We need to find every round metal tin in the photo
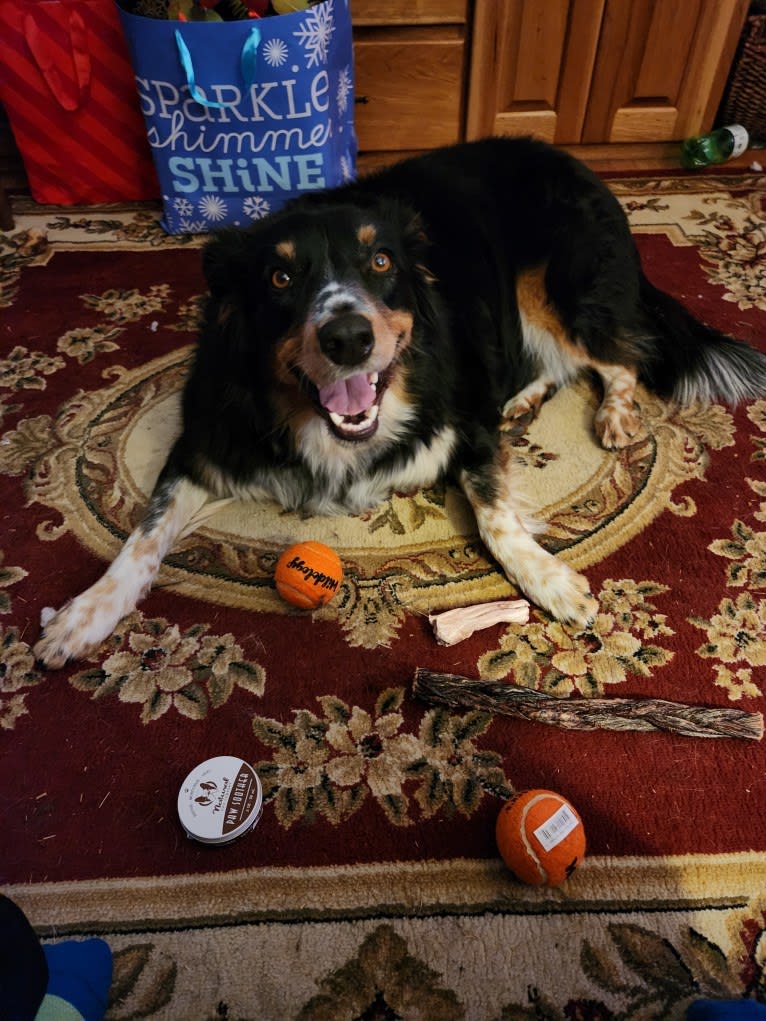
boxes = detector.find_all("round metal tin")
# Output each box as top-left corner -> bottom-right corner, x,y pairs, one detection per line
177,755 -> 263,845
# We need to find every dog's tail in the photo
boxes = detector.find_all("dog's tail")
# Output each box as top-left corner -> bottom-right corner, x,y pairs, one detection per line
638,272 -> 766,404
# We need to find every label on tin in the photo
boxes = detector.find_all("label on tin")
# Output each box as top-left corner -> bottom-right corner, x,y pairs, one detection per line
178,755 -> 262,844
222,763 -> 260,837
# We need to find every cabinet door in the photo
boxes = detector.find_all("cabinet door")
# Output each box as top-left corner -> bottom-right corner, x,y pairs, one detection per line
468,0 -> 748,146
582,0 -> 748,142
467,0 -> 606,144
354,26 -> 466,151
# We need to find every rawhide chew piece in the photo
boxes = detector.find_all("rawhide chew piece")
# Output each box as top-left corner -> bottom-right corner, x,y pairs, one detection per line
428,600 -> 530,645
412,670 -> 764,741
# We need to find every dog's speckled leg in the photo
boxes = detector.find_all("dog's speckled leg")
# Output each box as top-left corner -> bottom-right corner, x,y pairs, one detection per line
34,478 -> 210,669
593,363 -> 642,449
460,452 -> 597,630
500,376 -> 557,429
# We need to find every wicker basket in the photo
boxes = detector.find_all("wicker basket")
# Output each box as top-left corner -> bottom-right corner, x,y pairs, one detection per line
718,13 -> 766,143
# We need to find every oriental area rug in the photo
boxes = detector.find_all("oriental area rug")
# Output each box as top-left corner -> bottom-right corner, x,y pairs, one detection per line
1,170 -> 766,1020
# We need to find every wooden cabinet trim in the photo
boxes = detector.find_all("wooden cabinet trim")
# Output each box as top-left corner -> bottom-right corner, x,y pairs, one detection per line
353,25 -> 465,43
351,0 -> 467,27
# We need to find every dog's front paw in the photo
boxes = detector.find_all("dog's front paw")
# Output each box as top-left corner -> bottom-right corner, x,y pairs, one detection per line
34,604 -> 84,670
501,379 -> 556,429
522,560 -> 598,630
594,402 -> 642,450
33,594 -> 117,670
548,570 -> 598,630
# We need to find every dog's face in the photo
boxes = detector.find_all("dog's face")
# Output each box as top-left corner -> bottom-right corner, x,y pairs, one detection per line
203,198 -> 434,444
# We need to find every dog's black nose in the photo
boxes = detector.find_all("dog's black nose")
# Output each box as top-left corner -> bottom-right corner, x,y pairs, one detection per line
318,314 -> 374,367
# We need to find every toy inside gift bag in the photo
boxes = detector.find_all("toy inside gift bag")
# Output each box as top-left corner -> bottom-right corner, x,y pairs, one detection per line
0,0 -> 159,204
127,1 -> 315,17
117,0 -> 357,233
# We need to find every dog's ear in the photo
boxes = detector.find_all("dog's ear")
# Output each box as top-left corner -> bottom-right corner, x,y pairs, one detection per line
399,207 -> 437,285
201,228 -> 252,298
404,209 -> 429,247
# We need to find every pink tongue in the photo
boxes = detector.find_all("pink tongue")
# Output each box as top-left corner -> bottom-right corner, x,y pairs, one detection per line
319,374 -> 376,416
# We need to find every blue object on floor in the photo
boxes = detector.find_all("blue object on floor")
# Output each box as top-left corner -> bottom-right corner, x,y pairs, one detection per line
687,1000 -> 766,1020
36,939 -> 112,1021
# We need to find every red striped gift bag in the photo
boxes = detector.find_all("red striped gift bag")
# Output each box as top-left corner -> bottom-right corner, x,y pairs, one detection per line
0,0 -> 159,204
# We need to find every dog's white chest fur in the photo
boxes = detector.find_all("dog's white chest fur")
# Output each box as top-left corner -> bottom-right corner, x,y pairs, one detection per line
289,408 -> 458,514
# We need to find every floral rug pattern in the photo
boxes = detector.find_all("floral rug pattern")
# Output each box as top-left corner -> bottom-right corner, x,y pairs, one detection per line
1,173 -> 766,1019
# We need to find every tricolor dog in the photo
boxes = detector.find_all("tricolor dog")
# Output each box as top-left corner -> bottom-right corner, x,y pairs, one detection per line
35,137 -> 766,668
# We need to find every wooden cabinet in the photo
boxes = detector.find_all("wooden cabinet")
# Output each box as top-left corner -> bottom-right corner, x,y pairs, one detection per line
466,0 -> 749,146
0,0 -> 754,194
352,0 -> 468,161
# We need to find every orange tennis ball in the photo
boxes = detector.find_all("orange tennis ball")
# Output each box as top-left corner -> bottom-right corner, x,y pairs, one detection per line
496,789 -> 586,887
274,541 -> 343,609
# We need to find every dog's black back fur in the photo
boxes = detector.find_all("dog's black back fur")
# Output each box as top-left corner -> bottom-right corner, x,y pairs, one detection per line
319,136 -> 766,402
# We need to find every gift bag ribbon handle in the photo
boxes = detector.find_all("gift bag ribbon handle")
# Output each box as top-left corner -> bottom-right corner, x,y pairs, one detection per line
175,25 -> 261,109
23,4 -> 91,112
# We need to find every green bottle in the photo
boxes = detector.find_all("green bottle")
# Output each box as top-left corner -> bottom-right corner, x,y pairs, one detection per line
680,124 -> 749,169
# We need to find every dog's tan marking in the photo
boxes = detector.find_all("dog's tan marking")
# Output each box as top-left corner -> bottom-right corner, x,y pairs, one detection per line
276,240 -> 296,261
387,360 -> 416,413
503,266 -> 588,425
516,265 -> 585,362
358,224 -> 377,246
460,439 -> 597,629
274,332 -> 305,386
592,362 -> 641,449
506,265 -> 644,449
381,308 -> 414,355
383,309 -> 414,335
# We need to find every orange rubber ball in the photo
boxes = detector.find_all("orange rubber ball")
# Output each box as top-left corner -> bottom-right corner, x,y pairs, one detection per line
496,789 -> 586,887
274,541 -> 343,610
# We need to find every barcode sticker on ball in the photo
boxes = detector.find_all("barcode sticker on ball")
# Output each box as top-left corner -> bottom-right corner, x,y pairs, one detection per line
534,804 -> 580,852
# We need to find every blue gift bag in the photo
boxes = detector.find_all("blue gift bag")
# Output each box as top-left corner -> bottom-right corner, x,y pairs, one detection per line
117,0 -> 356,233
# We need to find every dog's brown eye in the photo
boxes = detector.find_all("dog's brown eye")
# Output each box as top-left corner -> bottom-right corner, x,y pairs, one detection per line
271,269 -> 292,290
371,251 -> 393,274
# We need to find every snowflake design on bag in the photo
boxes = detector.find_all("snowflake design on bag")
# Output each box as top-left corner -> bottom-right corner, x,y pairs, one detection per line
243,195 -> 272,221
337,66 -> 352,114
294,0 -> 334,67
173,197 -> 194,218
178,219 -> 207,234
263,38 -> 288,67
198,195 -> 228,223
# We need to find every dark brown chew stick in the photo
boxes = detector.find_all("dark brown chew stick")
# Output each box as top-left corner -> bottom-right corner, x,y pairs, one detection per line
413,669 -> 764,741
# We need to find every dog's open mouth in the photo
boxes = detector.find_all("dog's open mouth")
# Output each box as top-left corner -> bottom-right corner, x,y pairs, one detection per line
319,369 -> 391,441
296,368 -> 391,441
